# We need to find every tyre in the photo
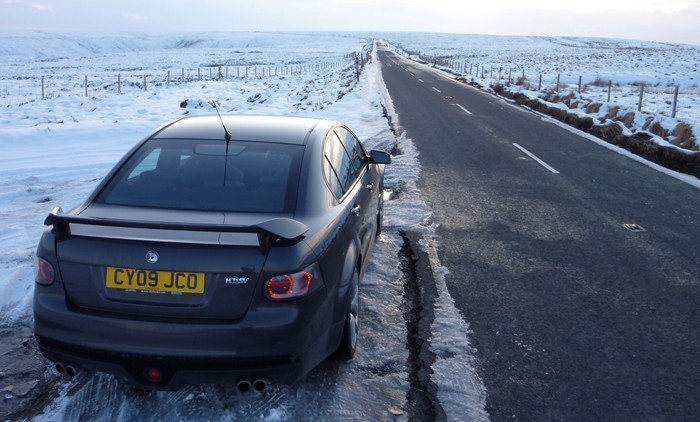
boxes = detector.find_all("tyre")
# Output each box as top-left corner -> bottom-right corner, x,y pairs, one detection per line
335,271 -> 359,360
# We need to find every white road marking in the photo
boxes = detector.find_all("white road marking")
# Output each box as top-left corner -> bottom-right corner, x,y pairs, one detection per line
451,103 -> 473,115
512,143 -> 560,174
432,87 -> 441,93
418,78 -> 424,83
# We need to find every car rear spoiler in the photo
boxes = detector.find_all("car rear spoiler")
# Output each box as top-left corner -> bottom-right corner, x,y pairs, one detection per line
44,206 -> 309,253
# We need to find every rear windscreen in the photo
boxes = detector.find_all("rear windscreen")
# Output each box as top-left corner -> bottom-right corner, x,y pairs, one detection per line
96,139 -> 303,213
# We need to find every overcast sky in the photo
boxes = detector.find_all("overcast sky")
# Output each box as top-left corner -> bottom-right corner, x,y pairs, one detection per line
1,0 -> 699,46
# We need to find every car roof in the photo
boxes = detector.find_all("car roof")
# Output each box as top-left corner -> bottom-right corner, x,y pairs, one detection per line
151,115 -> 337,145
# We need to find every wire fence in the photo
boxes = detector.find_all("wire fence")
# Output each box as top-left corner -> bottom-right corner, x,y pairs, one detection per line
433,59 -> 700,119
0,61 -> 356,107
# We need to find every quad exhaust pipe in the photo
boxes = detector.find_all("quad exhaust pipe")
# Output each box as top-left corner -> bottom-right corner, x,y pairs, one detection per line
252,379 -> 268,391
65,364 -> 80,377
236,379 -> 252,393
55,361 -> 81,378
236,378 -> 269,393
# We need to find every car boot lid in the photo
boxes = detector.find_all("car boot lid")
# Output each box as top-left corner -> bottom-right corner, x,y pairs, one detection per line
44,205 -> 309,252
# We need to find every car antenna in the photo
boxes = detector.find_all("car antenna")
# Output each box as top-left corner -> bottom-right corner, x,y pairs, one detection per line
210,100 -> 232,142
210,100 -> 232,185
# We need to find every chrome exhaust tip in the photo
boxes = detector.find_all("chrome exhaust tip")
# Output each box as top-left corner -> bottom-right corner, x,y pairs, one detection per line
236,379 -> 252,393
65,364 -> 80,377
55,361 -> 66,375
252,379 -> 268,392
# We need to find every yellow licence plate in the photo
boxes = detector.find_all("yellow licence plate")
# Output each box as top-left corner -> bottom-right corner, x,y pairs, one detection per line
106,267 -> 205,294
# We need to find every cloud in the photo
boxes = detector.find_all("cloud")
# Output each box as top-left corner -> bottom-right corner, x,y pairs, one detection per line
121,12 -> 146,21
396,0 -> 695,14
31,2 -> 52,11
0,0 -> 698,45
330,0 -> 376,4
0,0 -> 51,10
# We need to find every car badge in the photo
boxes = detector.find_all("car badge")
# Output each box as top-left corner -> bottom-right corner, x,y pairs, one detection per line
146,250 -> 159,264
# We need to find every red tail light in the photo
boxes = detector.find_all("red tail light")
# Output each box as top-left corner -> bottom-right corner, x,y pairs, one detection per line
34,256 -> 55,285
266,271 -> 313,301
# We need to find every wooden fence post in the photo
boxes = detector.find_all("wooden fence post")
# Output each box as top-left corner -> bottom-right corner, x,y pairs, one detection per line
182,68 -> 185,83
167,70 -> 170,87
556,74 -> 560,92
638,85 -> 644,111
672,85 -> 680,118
84,76 -> 88,97
41,76 -> 45,99
118,74 -> 121,94
538,74 -> 542,91
198,68 -> 201,81
143,75 -> 147,91
607,80 -> 612,102
578,76 -> 582,94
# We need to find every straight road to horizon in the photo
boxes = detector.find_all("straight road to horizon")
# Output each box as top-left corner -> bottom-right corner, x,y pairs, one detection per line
376,44 -> 700,421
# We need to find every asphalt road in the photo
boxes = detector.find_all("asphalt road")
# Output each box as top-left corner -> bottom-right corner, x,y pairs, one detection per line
377,44 -> 700,421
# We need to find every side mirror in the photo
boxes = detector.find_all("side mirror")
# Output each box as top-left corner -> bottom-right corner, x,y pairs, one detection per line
369,150 -> 392,165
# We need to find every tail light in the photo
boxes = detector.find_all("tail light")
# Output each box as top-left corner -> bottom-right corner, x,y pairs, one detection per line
34,256 -> 55,285
265,268 -> 321,301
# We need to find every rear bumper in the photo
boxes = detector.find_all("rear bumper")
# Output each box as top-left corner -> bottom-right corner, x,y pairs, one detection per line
34,289 -> 342,389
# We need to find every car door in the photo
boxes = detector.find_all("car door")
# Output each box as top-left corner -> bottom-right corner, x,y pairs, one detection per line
322,128 -> 376,263
334,127 -> 378,260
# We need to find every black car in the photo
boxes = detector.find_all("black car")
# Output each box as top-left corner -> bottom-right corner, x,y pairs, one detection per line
33,115 -> 391,390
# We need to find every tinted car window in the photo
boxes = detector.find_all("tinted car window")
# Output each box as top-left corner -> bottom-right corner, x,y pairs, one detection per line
96,138 -> 303,213
323,156 -> 344,198
335,127 -> 366,188
322,132 -> 352,198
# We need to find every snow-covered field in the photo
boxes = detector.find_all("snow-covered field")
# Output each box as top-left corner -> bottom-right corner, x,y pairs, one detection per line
2,31 -> 698,420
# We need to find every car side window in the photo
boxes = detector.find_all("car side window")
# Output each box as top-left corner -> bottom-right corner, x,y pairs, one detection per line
322,127 -> 369,199
322,131 -> 352,199
335,127 -> 367,189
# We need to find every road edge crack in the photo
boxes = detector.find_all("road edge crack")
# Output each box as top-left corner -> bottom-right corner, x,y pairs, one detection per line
399,230 -> 447,422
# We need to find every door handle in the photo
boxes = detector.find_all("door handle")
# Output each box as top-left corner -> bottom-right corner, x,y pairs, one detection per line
351,205 -> 361,216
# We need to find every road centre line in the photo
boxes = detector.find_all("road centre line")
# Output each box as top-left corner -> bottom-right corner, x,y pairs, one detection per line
418,78 -> 424,83
451,103 -> 473,115
432,87 -> 441,93
512,143 -> 560,174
